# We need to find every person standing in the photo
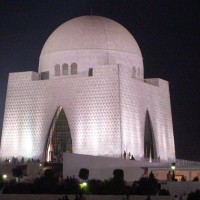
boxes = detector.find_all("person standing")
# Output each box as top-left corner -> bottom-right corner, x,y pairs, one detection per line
167,171 -> 172,181
123,151 -> 126,159
149,171 -> 155,179
172,171 -> 176,181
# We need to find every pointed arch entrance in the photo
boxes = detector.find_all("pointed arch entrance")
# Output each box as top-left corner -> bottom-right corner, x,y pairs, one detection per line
46,106 -> 72,162
144,110 -> 157,161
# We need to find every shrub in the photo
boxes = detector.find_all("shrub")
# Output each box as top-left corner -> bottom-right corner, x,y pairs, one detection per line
113,169 -> 124,181
79,168 -> 89,180
187,189 -> 200,200
132,177 -> 159,195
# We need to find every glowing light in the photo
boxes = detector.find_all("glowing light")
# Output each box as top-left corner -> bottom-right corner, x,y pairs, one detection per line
83,182 -> 87,186
171,163 -> 176,170
171,166 -> 175,170
3,174 -> 7,179
47,144 -> 51,162
80,181 -> 87,189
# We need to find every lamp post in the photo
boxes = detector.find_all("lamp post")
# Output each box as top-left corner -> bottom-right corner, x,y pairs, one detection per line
171,162 -> 176,170
171,163 -> 176,181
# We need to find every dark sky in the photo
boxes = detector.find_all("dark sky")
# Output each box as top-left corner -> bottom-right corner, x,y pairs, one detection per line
0,0 -> 200,161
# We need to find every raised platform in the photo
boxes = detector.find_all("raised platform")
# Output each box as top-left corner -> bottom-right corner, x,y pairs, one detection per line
63,153 -> 168,182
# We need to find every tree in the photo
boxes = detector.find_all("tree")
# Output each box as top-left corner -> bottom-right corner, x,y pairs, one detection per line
105,169 -> 126,195
113,169 -> 124,181
79,168 -> 89,180
132,177 -> 159,195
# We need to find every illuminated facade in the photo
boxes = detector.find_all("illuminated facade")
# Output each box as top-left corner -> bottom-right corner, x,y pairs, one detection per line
0,16 -> 176,162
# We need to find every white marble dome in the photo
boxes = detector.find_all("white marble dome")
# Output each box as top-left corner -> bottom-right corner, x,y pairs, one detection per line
39,16 -> 143,78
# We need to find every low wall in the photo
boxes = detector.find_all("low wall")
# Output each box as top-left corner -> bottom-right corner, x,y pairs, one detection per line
0,194 -> 173,200
161,181 -> 200,196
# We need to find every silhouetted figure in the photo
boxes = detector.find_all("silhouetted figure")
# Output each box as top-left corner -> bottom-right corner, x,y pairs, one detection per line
131,155 -> 135,160
123,150 -> 126,159
167,171 -> 172,181
181,175 -> 186,181
146,195 -> 151,200
149,171 -> 155,179
193,176 -> 199,181
172,171 -> 175,181
173,194 -> 178,200
12,156 -> 16,164
21,157 -> 24,164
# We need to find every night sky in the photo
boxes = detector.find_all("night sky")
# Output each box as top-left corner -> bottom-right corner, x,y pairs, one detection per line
0,1 -> 200,161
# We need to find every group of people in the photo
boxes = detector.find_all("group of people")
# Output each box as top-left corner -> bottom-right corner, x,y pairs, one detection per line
123,151 -> 135,160
4,156 -> 25,165
4,156 -> 41,165
58,193 -> 86,200
58,195 -> 70,200
167,171 -> 176,181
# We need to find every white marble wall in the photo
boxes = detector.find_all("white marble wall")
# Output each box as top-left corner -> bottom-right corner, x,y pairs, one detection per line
0,64 -> 175,162
0,65 -> 121,160
119,65 -> 175,161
